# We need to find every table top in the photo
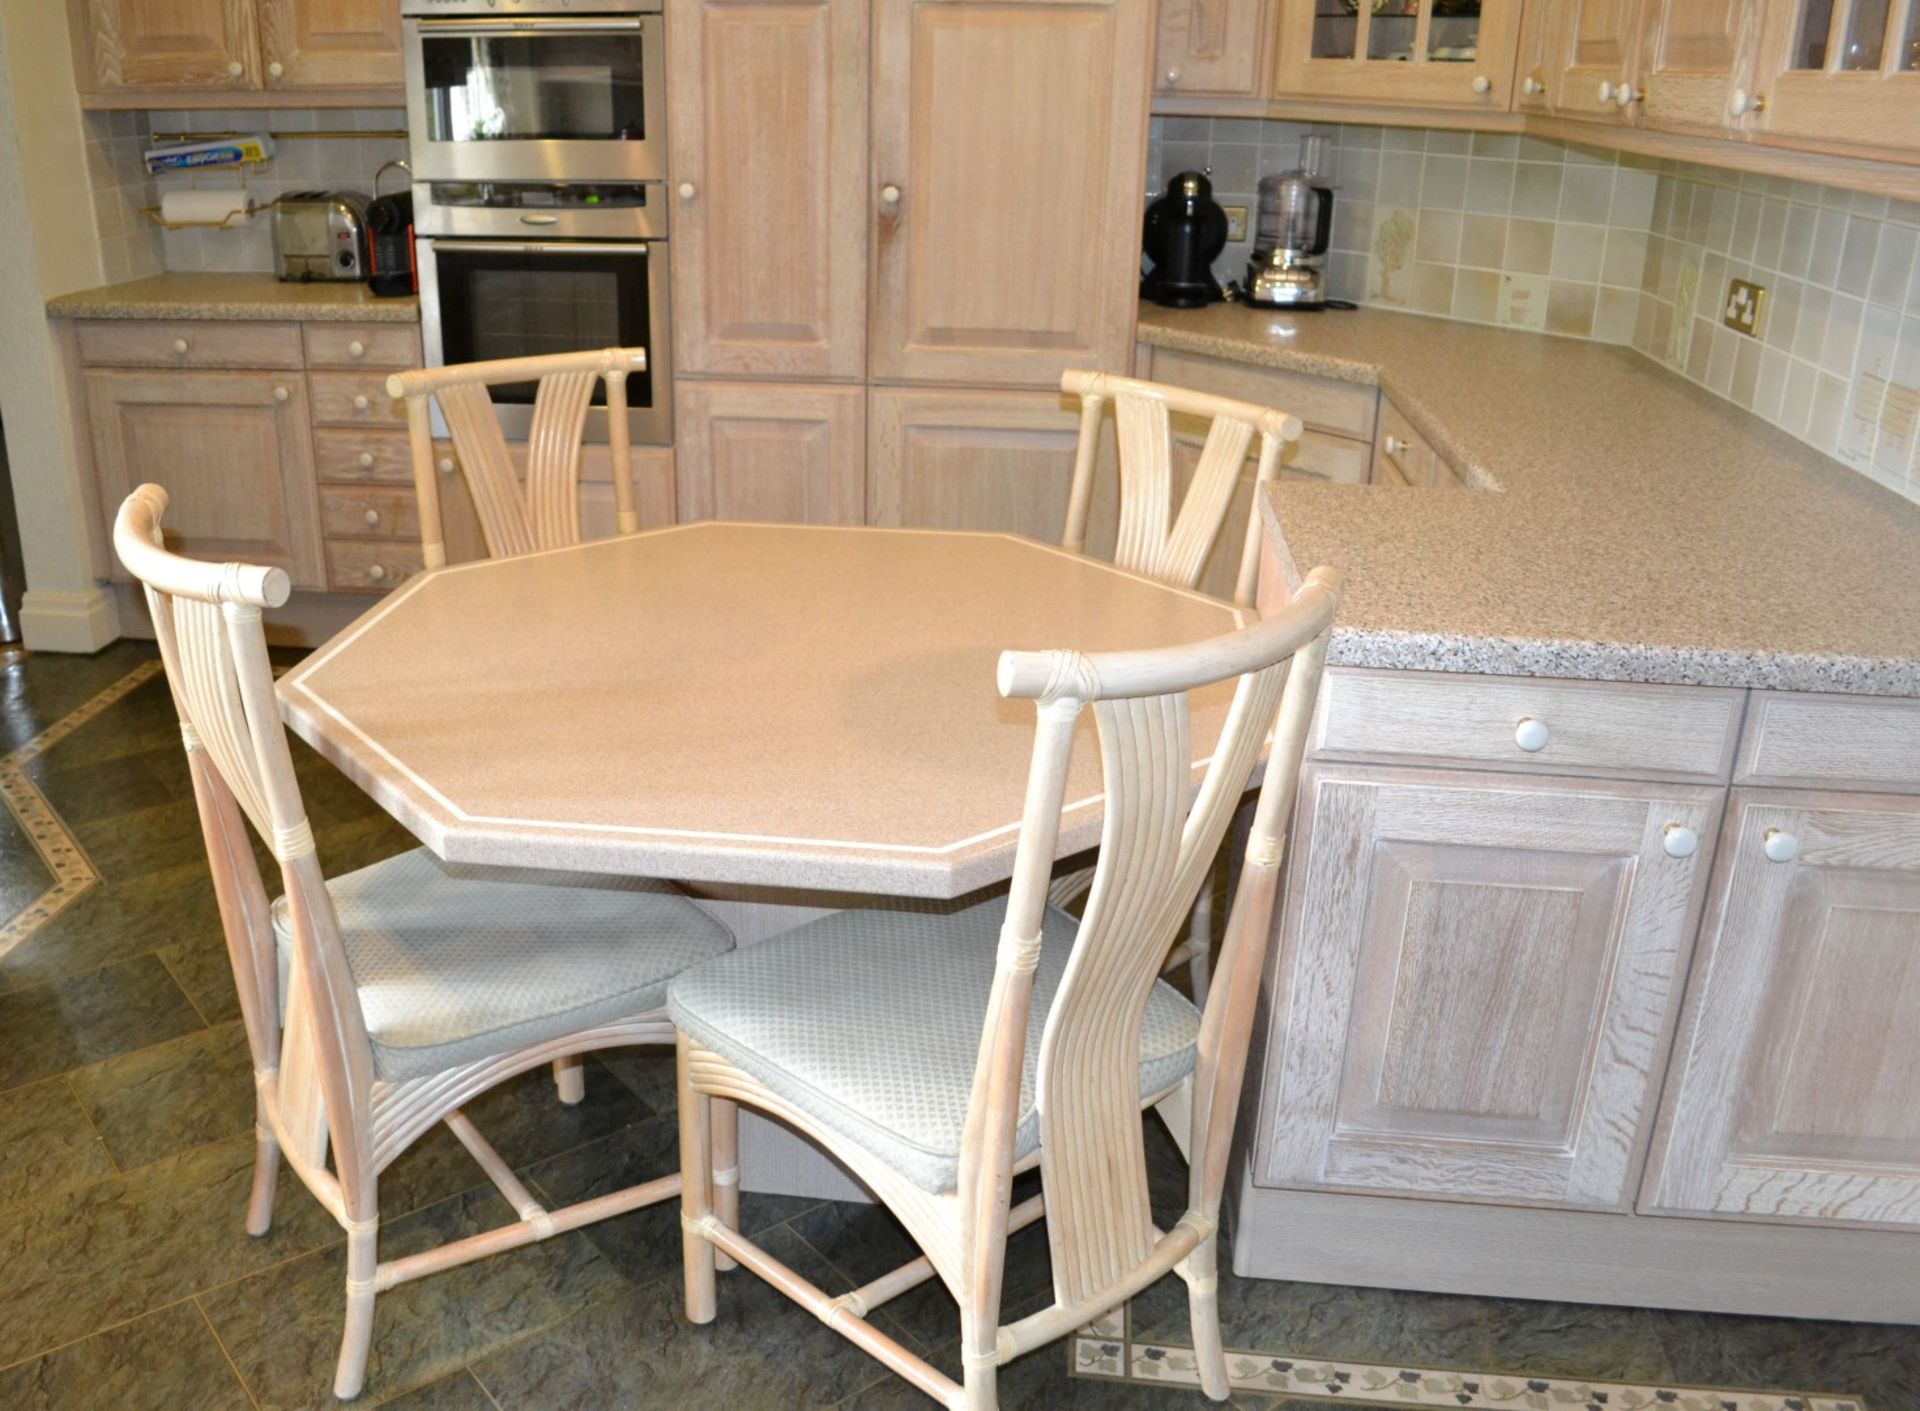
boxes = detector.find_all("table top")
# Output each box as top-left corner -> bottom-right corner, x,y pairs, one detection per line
278,523 -> 1246,897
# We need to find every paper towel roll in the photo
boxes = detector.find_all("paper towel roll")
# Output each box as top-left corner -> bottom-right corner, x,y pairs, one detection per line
159,189 -> 251,228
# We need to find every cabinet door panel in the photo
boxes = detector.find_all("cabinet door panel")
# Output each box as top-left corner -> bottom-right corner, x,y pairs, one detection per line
258,0 -> 402,90
870,1 -> 1151,386
1642,789 -> 1920,1229
1639,0 -> 1761,133
669,0 -> 867,379
1155,0 -> 1272,98
867,387 -> 1082,541
1751,0 -> 1920,151
1272,0 -> 1523,110
79,0 -> 258,91
1548,0 -> 1646,119
676,382 -> 865,524
87,369 -> 324,590
1255,764 -> 1719,1211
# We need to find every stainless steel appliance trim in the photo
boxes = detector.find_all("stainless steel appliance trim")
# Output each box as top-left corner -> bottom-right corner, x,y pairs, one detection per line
402,0 -> 659,14
411,184 -> 670,241
412,18 -> 644,34
403,14 -> 667,186
416,235 -> 672,447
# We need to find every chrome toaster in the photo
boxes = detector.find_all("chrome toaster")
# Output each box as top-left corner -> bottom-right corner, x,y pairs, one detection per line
273,191 -> 370,282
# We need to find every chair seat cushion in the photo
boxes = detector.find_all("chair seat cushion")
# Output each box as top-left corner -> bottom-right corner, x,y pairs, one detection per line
668,895 -> 1200,1194
272,848 -> 734,1082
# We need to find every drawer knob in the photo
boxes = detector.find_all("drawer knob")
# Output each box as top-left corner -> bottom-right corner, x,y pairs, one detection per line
368,564 -> 387,582
1164,67 -> 1181,85
1762,827 -> 1799,863
267,60 -> 284,81
348,340 -> 366,359
1470,74 -> 1492,95
358,452 -> 375,469
678,181 -> 696,201
353,394 -> 371,411
172,338 -> 189,355
364,509 -> 381,528
226,60 -> 243,79
1513,717 -> 1550,752
1662,824 -> 1698,859
437,456 -> 456,476
273,385 -> 290,402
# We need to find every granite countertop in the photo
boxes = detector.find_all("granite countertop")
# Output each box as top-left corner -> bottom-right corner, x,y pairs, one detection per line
1139,302 -> 1920,696
47,273 -> 419,324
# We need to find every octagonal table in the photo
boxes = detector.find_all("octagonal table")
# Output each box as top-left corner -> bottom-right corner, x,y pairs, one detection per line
278,522 -> 1247,900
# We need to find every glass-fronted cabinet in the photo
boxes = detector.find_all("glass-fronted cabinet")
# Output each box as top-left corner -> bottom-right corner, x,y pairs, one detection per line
1271,0 -> 1525,108
1750,0 -> 1920,148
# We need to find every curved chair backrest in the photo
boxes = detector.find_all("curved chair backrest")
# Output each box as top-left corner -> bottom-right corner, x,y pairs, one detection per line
969,562 -> 1342,1313
387,347 -> 648,570
1059,369 -> 1303,607
114,485 -> 377,1223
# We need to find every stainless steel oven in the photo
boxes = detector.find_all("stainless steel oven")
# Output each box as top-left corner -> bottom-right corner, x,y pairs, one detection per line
402,0 -> 666,186
416,183 -> 671,444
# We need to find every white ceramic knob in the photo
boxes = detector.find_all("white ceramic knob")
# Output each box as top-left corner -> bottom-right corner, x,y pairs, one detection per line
368,563 -> 387,582
678,181 -> 696,200
353,393 -> 371,411
880,183 -> 902,208
437,456 -> 455,475
348,340 -> 366,359
273,385 -> 290,402
172,338 -> 189,354
1514,717 -> 1550,752
226,61 -> 244,78
1384,435 -> 1409,457
1615,80 -> 1638,107
1662,824 -> 1698,859
1729,88 -> 1765,116
1762,827 -> 1800,863
358,452 -> 375,469
364,509 -> 381,527
1471,74 -> 1492,94
1165,67 -> 1181,85
267,61 -> 284,80
1598,80 -> 1615,103
1522,75 -> 1545,96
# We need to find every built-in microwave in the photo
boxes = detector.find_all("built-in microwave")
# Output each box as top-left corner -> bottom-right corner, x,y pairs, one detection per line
401,0 -> 666,187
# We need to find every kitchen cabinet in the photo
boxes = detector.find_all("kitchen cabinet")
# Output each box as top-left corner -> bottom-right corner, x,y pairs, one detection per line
675,382 -> 865,524
1270,0 -> 1525,112
866,387 -> 1084,541
868,0 -> 1152,386
1636,0 -> 1762,133
69,0 -> 399,100
1545,0 -> 1648,119
1642,789 -> 1920,1229
1747,0 -> 1920,152
257,0 -> 402,91
667,0 -> 868,381
1155,0 -> 1275,99
73,0 -> 259,91
1257,763 -> 1719,1211
84,367 -> 325,589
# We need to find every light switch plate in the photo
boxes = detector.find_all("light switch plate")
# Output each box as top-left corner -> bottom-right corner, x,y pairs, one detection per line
1223,205 -> 1249,243
1724,278 -> 1766,337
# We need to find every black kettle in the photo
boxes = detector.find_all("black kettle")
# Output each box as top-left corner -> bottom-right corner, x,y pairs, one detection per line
1142,171 -> 1228,309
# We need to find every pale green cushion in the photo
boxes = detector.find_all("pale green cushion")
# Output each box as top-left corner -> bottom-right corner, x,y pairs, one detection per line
272,848 -> 733,1081
668,895 -> 1200,1194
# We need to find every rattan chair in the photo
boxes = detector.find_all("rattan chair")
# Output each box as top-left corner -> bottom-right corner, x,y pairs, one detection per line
668,557 -> 1343,1411
115,484 -> 734,1401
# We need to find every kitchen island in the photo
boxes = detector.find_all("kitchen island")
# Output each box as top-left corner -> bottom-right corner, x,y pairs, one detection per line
1135,303 -> 1920,1324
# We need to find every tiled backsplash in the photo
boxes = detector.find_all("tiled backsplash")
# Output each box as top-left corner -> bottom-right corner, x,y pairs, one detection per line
140,110 -> 408,274
1146,116 -> 1920,505
84,111 -> 163,284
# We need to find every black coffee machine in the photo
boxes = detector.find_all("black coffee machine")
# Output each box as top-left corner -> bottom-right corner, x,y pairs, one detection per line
1141,171 -> 1227,309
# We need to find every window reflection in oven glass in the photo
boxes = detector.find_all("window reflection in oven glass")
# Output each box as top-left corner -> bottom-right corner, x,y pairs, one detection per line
422,36 -> 648,142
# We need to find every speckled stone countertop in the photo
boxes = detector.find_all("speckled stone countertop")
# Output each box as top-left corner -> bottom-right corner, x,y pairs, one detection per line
47,273 -> 419,323
1138,302 -> 1920,697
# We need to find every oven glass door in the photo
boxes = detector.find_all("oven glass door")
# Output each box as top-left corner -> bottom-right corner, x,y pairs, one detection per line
407,17 -> 666,183
423,239 -> 670,443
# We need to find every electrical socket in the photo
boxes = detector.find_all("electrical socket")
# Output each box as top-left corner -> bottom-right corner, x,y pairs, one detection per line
1223,205 -> 1248,243
1724,278 -> 1766,337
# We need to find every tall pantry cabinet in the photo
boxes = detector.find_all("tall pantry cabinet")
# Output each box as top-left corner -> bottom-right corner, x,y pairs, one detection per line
667,0 -> 1153,538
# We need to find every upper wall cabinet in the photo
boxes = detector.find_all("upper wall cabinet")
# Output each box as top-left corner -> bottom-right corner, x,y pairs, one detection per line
1156,0 -> 1274,99
869,1 -> 1152,387
1271,0 -> 1525,111
1544,0 -> 1647,120
257,0 -> 402,91
1636,0 -> 1762,133
70,0 -> 400,99
76,0 -> 261,90
668,0 -> 869,381
1748,0 -> 1920,150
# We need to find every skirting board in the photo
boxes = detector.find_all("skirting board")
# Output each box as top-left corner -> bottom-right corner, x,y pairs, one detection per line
1231,1177 -> 1920,1324
20,587 -> 119,653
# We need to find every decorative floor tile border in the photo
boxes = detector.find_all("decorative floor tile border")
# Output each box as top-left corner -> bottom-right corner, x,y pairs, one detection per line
0,660 -> 165,962
1070,1309 -> 1867,1411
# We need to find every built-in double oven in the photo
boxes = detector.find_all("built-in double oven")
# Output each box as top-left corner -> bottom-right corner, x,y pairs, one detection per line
402,0 -> 670,443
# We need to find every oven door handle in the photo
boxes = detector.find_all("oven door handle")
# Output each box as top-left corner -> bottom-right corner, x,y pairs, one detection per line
424,240 -> 653,256
413,17 -> 645,35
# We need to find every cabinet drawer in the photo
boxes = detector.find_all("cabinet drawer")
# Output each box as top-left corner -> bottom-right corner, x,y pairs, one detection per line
310,371 -> 406,427
1312,668 -> 1745,782
304,324 -> 421,370
326,539 -> 425,593
75,320 -> 303,370
1286,428 -> 1371,486
313,429 -> 415,484
1735,691 -> 1920,792
320,486 -> 421,542
1147,346 -> 1378,441
1375,398 -> 1437,488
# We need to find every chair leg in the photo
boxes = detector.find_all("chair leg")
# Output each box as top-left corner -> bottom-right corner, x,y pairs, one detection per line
245,1108 -> 281,1237
677,1040 -> 718,1324
333,1220 -> 379,1400
1180,1231 -> 1230,1402
960,1312 -> 1000,1411
711,1096 -> 740,1273
552,1055 -> 586,1105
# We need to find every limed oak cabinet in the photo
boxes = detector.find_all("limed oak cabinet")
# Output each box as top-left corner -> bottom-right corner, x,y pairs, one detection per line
69,0 -> 402,102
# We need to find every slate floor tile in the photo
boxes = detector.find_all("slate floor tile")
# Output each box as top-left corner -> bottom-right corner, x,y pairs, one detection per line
66,1020 -> 255,1170
1649,1305 -> 1913,1408
0,1132 -> 341,1367
373,1367 -> 502,1410
0,954 -> 204,1094
155,934 -> 242,1025
0,1300 -> 253,1411
26,744 -> 191,829
0,859 -> 225,994
0,1076 -> 116,1209
201,1185 -> 626,1411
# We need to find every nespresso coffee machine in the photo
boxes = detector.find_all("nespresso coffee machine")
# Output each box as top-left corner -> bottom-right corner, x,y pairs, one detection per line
1141,171 -> 1228,308
1247,137 -> 1334,310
